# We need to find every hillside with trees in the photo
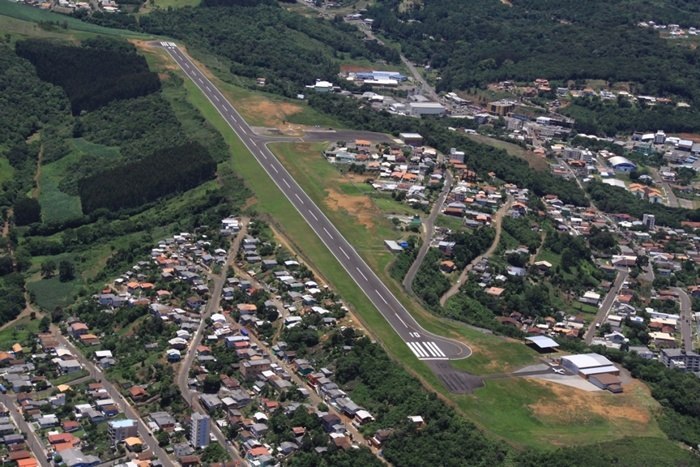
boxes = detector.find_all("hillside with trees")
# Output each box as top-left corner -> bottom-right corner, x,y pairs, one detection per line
16,38 -> 160,115
137,2 -> 399,96
367,0 -> 700,105
79,142 -> 217,213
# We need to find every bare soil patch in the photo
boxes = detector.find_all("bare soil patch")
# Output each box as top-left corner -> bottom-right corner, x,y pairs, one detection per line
241,98 -> 303,127
326,189 -> 376,230
528,379 -> 652,426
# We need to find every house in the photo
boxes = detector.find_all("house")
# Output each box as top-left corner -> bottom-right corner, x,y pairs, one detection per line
440,260 -> 456,273
660,348 -> 700,372
320,413 -> 342,433
150,411 -> 176,431
579,291 -> 601,306
128,386 -> 148,402
59,448 -> 100,467
240,359 -> 271,381
69,323 -> 89,338
56,360 -> 82,374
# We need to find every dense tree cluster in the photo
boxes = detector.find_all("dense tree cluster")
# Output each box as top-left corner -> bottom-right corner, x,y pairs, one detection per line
587,181 -> 699,227
16,39 -> 160,115
329,336 -> 507,466
78,143 -> 217,213
367,0 -> 700,106
563,97 -> 700,135
412,249 -> 450,308
502,217 -> 541,252
137,3 -> 399,96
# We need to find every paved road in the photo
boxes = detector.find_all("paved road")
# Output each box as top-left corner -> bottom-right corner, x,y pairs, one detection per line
673,287 -> 694,353
583,270 -> 629,344
439,196 -> 514,306
0,393 -> 50,467
158,43 -> 470,362
175,222 -> 247,463
403,169 -> 453,294
649,168 -> 680,208
52,332 -> 176,467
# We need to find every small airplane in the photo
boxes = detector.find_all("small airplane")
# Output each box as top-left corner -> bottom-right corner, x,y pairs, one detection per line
552,368 -> 565,375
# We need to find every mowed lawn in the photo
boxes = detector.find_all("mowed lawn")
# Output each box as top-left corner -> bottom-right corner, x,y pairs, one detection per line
0,2 -> 150,38
455,377 -> 666,450
269,142 -> 403,273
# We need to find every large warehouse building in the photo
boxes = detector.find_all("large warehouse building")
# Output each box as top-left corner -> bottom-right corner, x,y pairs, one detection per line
561,353 -> 619,378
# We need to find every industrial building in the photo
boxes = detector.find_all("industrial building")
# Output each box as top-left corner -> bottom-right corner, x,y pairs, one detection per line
409,102 -> 447,116
560,353 -> 619,378
607,156 -> 637,173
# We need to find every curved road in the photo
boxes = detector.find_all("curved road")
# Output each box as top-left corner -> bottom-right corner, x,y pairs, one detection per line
439,196 -> 514,306
157,43 -> 481,392
403,170 -> 453,294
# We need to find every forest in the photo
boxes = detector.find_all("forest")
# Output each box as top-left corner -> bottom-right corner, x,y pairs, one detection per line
136,3 -> 399,96
587,180 -> 700,227
78,142 -> 217,213
15,39 -> 160,115
366,0 -> 700,106
562,96 -> 700,135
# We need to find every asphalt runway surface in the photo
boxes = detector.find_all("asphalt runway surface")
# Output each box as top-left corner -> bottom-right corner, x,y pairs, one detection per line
158,42 -> 482,392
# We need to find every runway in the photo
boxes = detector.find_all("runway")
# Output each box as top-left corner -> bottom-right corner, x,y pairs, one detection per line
158,42 -> 481,392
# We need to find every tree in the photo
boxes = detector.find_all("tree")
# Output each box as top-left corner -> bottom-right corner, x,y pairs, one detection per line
58,260 -> 75,282
39,316 -> 50,333
13,198 -> 41,226
41,260 -> 57,279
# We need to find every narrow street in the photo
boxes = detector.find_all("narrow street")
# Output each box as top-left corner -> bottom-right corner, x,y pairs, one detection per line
403,169 -> 454,294
583,270 -> 629,344
439,196 -> 514,306
176,218 -> 249,464
0,393 -> 50,467
673,287 -> 694,353
51,331 -> 177,467
220,264 -> 386,462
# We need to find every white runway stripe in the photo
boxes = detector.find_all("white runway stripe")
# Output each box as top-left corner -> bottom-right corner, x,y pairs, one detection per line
407,342 -> 427,358
424,341 -> 446,357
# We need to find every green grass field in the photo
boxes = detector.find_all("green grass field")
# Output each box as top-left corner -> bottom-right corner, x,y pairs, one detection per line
27,277 -> 81,310
268,142 -> 400,273
0,2 -> 150,38
454,377 -> 666,450
0,316 -> 40,349
435,213 -> 466,231
38,138 -> 122,223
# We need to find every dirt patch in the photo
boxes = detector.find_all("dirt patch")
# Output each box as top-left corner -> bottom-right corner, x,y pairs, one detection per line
675,133 -> 700,142
241,98 -> 303,128
528,379 -> 652,426
326,189 -> 376,230
340,64 -> 374,73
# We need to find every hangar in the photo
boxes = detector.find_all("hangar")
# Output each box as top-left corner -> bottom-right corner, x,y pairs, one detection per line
561,353 -> 619,378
